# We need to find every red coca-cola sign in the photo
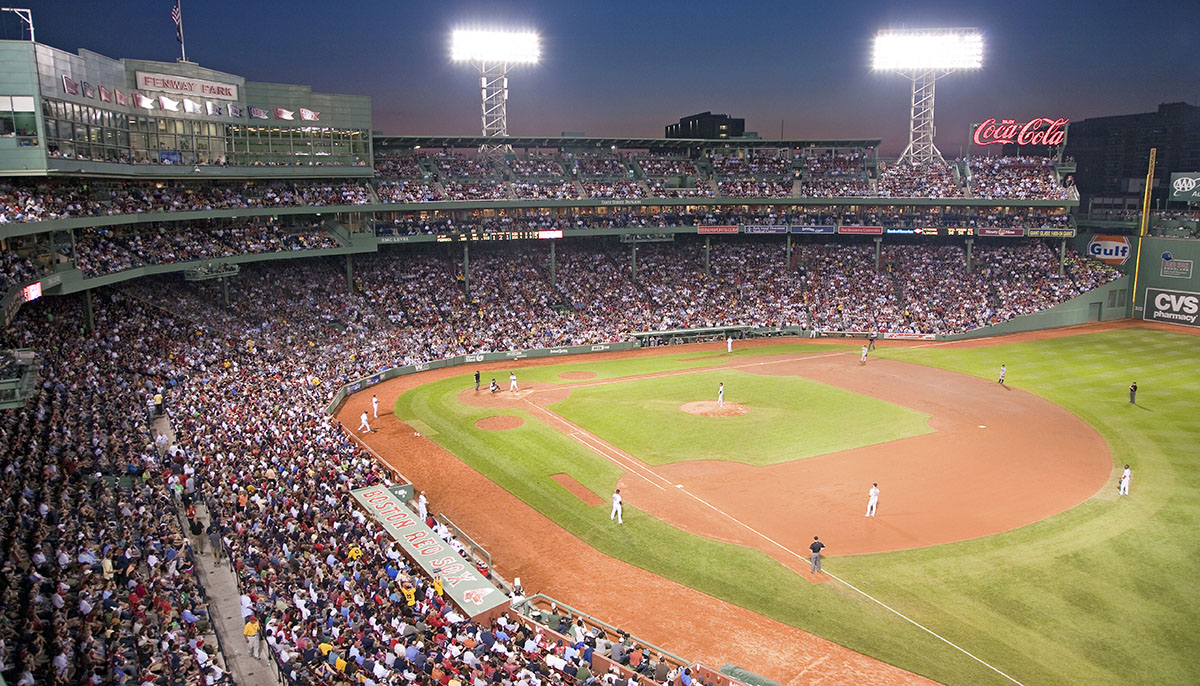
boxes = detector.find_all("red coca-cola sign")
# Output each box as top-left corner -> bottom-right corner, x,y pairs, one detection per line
973,117 -> 1069,147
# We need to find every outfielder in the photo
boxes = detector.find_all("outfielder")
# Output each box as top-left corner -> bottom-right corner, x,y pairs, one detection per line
510,372 -> 518,393
1119,465 -> 1131,496
717,382 -> 724,407
358,411 -> 372,433
372,394 -> 379,417
610,489 -> 623,524
865,483 -> 879,516
998,364 -> 1007,385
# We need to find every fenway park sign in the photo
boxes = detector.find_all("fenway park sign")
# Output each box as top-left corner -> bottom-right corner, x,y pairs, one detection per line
973,117 -> 1068,147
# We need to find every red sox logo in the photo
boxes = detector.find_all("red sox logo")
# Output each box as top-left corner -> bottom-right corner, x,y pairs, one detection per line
461,588 -> 495,605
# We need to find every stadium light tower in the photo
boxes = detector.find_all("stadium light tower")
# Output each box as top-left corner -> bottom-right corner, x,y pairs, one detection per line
451,29 -> 540,155
872,28 -> 982,166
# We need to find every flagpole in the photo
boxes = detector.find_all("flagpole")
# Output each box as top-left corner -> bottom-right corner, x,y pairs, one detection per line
178,0 -> 187,62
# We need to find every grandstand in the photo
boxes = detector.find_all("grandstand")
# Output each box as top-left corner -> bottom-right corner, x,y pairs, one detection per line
1,35 -> 1166,686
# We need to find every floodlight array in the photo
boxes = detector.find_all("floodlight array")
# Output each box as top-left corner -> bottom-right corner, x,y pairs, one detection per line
451,30 -> 540,64
872,29 -> 983,71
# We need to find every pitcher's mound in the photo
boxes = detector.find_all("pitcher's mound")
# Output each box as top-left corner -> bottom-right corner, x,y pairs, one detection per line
475,416 -> 525,430
680,401 -> 748,417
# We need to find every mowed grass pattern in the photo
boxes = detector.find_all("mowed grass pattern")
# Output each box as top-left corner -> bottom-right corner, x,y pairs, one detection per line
550,369 -> 932,466
396,329 -> 1200,685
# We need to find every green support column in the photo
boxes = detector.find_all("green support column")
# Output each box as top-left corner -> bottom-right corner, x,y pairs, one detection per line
631,243 -> 638,281
1059,239 -> 1066,276
965,238 -> 974,274
704,237 -> 711,277
221,276 -> 230,306
786,233 -> 792,265
874,236 -> 882,271
550,241 -> 557,289
83,289 -> 94,334
463,242 -> 470,294
345,254 -> 354,291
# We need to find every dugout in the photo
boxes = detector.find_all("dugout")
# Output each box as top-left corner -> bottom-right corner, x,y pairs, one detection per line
634,325 -> 751,346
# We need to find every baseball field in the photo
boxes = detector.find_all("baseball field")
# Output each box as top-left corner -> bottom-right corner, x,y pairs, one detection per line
345,322 -> 1200,686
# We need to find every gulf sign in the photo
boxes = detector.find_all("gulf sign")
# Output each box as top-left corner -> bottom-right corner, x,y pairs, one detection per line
1087,235 -> 1132,265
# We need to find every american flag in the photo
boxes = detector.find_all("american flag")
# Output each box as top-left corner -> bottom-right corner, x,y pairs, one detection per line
171,1 -> 183,43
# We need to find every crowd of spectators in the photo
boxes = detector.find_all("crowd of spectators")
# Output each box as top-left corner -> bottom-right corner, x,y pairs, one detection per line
0,180 -> 372,223
70,223 -> 341,277
376,181 -> 444,203
636,158 -> 697,178
511,182 -> 581,200
581,182 -> 646,199
715,179 -> 793,197
433,153 -> 497,178
968,156 -> 1069,200
0,249 -> 50,292
564,155 -> 630,179
441,182 -> 511,201
644,181 -> 714,198
710,153 -> 790,177
364,207 -> 1073,237
876,163 -> 963,198
0,293 -> 225,685
373,154 -> 430,179
509,157 -> 565,178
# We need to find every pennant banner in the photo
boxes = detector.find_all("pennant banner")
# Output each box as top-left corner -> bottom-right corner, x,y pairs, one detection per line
249,106 -> 269,119
183,98 -> 202,114
228,103 -> 243,118
274,107 -> 295,120
299,108 -> 319,121
134,93 -> 155,110
159,95 -> 180,112
98,86 -> 112,103
114,89 -> 128,106
62,75 -> 79,95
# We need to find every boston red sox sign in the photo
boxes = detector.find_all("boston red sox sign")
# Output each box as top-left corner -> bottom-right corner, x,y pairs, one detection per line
351,486 -> 508,619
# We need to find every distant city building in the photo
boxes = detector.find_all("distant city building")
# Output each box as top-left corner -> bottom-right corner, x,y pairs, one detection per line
1065,102 -> 1200,210
666,112 -> 744,139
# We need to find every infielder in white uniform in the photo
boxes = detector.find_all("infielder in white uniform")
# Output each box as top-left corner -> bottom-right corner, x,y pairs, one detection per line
1119,465 -> 1131,496
610,489 -> 623,524
865,483 -> 879,516
509,372 -> 518,393
860,345 -> 868,365
727,336 -> 733,353
998,364 -> 1007,385
358,411 -> 371,433
717,382 -> 724,407
372,394 -> 379,417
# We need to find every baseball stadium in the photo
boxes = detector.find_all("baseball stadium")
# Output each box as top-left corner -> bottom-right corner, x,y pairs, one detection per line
1,10 -> 1199,686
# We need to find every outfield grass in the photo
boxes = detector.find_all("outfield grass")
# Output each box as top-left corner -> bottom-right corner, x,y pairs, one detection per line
396,330 -> 1200,685
550,369 -> 931,466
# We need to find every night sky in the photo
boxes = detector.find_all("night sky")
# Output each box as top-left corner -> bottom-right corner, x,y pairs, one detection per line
14,0 -> 1200,155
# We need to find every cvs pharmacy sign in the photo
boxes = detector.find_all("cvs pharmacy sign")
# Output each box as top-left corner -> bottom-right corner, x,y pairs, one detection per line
1144,288 -> 1200,327
1087,235 -> 1131,265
